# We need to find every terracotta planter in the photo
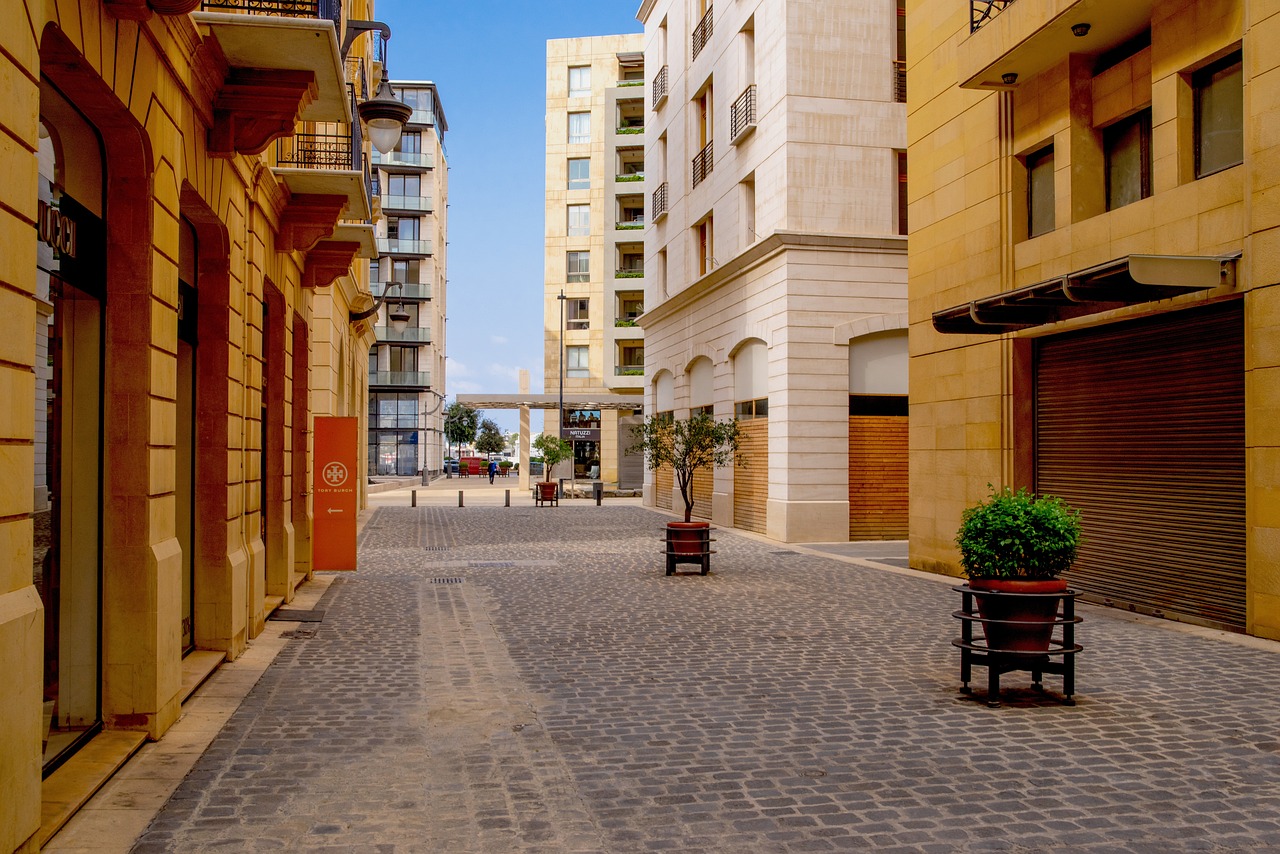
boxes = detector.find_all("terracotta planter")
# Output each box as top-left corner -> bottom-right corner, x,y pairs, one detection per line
969,578 -> 1068,652
535,482 -> 558,499
666,521 -> 710,554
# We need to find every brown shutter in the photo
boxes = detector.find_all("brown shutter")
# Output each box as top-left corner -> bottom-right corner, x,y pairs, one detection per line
655,464 -> 673,511
849,415 -> 909,540
1034,301 -> 1245,631
734,418 -> 769,534
691,467 -> 713,520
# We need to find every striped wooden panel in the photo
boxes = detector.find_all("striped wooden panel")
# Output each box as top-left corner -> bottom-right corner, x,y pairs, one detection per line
655,464 -> 673,511
733,419 -> 769,534
848,415 -> 909,540
690,467 -> 713,520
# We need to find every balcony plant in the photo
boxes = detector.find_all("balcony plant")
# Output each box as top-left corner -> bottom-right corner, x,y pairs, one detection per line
629,412 -> 744,575
956,486 -> 1083,651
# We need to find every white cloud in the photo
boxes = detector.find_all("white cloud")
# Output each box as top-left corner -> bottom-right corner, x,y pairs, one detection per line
446,359 -> 472,377
490,335 -> 509,345
450,379 -> 484,394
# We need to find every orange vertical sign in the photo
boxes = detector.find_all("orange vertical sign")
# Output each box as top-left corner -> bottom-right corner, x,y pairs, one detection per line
313,416 -> 359,571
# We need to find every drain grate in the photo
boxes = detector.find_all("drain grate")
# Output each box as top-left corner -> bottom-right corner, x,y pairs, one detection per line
424,546 -> 449,551
430,577 -> 464,584
268,609 -> 325,623
770,550 -> 798,556
469,561 -> 515,568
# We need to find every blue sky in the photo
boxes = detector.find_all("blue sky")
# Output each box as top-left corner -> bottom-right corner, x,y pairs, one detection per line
374,0 -> 643,433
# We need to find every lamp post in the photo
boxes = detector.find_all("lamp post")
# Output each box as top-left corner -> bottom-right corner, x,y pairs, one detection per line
557,290 -> 567,445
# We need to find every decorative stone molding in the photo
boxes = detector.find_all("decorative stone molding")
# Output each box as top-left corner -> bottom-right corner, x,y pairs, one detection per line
302,241 -> 359,290
279,194 -> 346,253
835,311 -> 908,345
209,69 -> 318,157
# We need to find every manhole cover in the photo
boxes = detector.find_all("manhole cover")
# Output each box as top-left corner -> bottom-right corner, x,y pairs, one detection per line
430,577 -> 464,584
268,609 -> 325,623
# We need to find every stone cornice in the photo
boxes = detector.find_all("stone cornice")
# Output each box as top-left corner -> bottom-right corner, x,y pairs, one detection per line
637,0 -> 658,24
639,231 -> 907,328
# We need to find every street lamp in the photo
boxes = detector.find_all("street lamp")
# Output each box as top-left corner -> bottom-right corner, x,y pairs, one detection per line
349,281 -> 409,333
557,290 -> 567,445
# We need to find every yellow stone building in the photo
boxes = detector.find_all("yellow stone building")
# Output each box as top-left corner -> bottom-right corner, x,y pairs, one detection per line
0,0 -> 391,848
908,0 -> 1280,638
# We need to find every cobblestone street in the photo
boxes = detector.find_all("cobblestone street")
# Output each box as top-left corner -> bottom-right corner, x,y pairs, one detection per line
128,494 -> 1280,853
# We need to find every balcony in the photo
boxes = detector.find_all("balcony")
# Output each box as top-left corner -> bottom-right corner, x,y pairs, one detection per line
380,194 -> 433,213
369,370 -> 432,388
371,281 -> 431,300
893,60 -> 906,103
374,325 -> 431,343
653,65 -> 669,107
692,141 -> 714,188
692,4 -> 713,62
615,267 -> 644,279
652,181 -> 668,222
730,84 -> 756,144
970,0 -> 1016,32
273,128 -> 370,252
371,149 -> 433,169
200,0 -> 340,22
377,238 -> 433,255
614,366 -> 645,376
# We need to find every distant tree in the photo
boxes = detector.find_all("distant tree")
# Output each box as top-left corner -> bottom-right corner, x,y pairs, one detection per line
443,402 -> 479,459
475,418 -> 506,457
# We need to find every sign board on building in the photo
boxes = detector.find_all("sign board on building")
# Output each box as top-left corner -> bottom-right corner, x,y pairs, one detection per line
565,428 -> 601,442
313,416 -> 358,571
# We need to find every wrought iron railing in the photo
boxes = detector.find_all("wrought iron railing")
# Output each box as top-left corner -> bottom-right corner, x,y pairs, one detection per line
653,64 -> 669,105
970,0 -> 1016,33
893,60 -> 906,103
276,131 -> 355,170
200,0 -> 340,26
692,5 -> 713,61
653,181 -> 669,220
730,84 -> 756,143
692,141 -> 714,188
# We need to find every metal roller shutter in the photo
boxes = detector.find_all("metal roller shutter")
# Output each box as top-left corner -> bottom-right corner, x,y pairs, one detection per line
734,419 -> 769,534
691,467 -> 713,520
848,415 -> 909,540
655,464 -> 673,511
1034,301 -> 1245,631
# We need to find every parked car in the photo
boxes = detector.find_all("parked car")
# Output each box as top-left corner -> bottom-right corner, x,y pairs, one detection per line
445,460 -> 459,474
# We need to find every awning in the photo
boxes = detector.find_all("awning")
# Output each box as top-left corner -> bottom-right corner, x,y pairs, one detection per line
931,253 -> 1239,335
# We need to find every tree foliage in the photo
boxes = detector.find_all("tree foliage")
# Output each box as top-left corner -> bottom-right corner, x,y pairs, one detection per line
956,486 -> 1083,580
532,434 -> 573,482
475,418 -> 506,456
442,402 -> 480,457
627,412 -> 744,522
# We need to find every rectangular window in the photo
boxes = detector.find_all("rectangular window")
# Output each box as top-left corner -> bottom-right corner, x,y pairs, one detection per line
1027,145 -> 1055,238
388,173 -> 421,196
568,158 -> 590,190
568,112 -> 591,145
566,251 -> 589,282
1195,52 -> 1243,178
399,132 -> 421,154
696,216 -> 714,276
619,342 -> 644,368
569,65 -> 591,98
734,398 -> 768,420
566,345 -> 590,377
392,259 -> 420,284
1105,109 -> 1152,210
387,217 -> 419,240
567,204 -> 590,237
618,291 -> 644,320
566,298 -> 589,330
388,346 -> 418,372
895,150 -> 908,235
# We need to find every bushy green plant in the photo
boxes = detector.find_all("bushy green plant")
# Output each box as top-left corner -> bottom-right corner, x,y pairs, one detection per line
956,486 -> 1082,579
532,434 -> 573,482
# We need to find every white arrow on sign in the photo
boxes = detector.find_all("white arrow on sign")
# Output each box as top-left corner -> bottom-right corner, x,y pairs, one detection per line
327,508 -> 343,514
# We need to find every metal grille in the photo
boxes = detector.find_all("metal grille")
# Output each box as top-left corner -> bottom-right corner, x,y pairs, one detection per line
276,132 -> 355,170
692,5 -> 713,61
653,64 -> 669,105
652,181 -> 669,220
970,0 -> 1015,33
200,0 -> 340,24
892,60 -> 906,103
691,141 -> 714,189
1035,301 -> 1246,631
430,577 -> 464,584
730,84 -> 756,143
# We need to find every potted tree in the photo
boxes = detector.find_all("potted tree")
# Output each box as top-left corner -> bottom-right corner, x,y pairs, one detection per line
532,433 -> 572,504
629,412 -> 743,574
956,486 -> 1083,651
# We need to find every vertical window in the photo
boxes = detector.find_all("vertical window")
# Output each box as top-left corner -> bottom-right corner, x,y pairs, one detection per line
568,112 -> 591,145
740,174 -> 756,244
567,204 -> 590,236
895,150 -> 908,235
894,0 -> 907,102
1195,52 -> 1243,178
566,251 -> 590,282
569,65 -> 591,98
696,215 -> 714,276
566,298 -> 589,330
566,345 -> 590,377
399,132 -> 421,153
387,217 -> 420,240
1027,145 -> 1055,238
1105,109 -> 1152,210
568,158 -> 590,190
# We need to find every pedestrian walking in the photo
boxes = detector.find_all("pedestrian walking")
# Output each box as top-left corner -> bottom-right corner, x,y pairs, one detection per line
487,459 -> 497,484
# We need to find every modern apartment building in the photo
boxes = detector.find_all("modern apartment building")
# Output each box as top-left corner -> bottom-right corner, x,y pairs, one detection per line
545,35 -> 648,486
637,0 -> 909,541
0,0 -> 392,847
909,0 -> 1280,639
368,82 -> 448,478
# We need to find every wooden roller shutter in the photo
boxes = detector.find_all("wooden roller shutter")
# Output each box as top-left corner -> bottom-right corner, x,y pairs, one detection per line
690,467 -> 713,520
655,464 -> 673,511
1034,301 -> 1245,631
849,415 -> 909,540
734,418 -> 769,534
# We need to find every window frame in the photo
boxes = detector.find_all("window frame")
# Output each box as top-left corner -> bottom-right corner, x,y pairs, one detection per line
568,111 -> 591,145
567,204 -> 590,237
1026,145 -> 1055,239
568,65 -> 591,98
567,158 -> 590,190
566,345 -> 590,377
566,251 -> 590,283
1104,108 -> 1152,210
1193,51 -> 1244,179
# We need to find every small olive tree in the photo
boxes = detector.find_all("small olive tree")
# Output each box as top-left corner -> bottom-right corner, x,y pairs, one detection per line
475,418 -> 506,458
628,412 -> 744,522
532,433 -> 573,483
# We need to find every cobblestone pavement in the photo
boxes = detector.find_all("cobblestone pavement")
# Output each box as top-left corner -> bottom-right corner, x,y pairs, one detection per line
133,502 -> 1280,853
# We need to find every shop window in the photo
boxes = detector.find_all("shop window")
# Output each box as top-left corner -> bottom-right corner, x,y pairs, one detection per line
1195,51 -> 1243,178
1027,145 -> 1055,238
1105,109 -> 1151,210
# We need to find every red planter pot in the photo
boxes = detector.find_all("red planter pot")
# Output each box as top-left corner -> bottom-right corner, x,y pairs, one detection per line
667,521 -> 710,554
968,578 -> 1068,652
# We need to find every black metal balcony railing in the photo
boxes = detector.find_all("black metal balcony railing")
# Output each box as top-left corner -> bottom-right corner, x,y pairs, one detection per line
893,60 -> 906,103
653,181 -> 669,220
730,84 -> 757,143
200,0 -> 341,26
692,5 -> 713,61
653,64 -> 669,106
692,141 -> 714,188
970,0 -> 1016,33
276,131 -> 356,170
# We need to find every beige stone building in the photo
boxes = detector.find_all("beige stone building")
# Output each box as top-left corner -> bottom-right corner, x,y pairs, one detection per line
544,35 -> 649,486
637,0 -> 910,541
908,0 -> 1280,638
0,0 -> 394,848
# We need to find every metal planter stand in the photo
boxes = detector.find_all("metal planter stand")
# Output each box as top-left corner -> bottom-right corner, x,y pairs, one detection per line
952,585 -> 1083,707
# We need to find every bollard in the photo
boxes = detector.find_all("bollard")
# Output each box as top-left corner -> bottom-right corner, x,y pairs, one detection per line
411,489 -> 417,508
505,489 -> 511,507
593,481 -> 603,506
458,490 -> 464,507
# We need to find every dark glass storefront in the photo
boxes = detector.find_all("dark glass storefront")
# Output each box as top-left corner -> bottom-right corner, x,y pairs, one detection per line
369,392 -> 420,475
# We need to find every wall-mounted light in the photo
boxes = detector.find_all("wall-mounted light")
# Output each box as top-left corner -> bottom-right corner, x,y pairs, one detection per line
344,24 -> 413,155
1071,22 -> 1091,37
349,280 -> 410,332
1002,72 -> 1019,85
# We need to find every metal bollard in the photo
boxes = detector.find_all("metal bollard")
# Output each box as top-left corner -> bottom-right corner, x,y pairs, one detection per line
458,490 -> 464,507
593,481 -> 603,506
411,489 -> 417,507
505,489 -> 511,507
